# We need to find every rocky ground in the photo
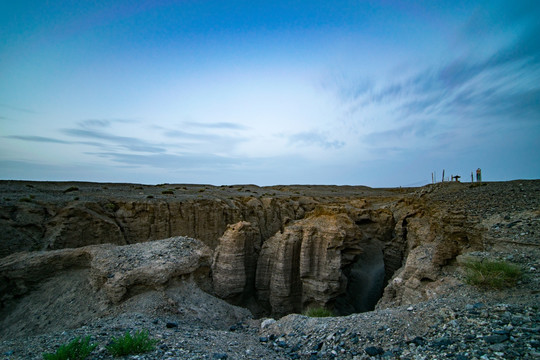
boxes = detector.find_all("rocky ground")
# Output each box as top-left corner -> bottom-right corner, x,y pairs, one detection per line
0,180 -> 538,359
1,284 -> 538,360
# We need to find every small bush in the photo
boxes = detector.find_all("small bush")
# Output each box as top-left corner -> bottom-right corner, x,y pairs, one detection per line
43,336 -> 97,360
106,330 -> 157,357
104,202 -> 118,212
146,195 -> 154,199
19,197 -> 32,203
463,259 -> 522,289
161,190 -> 174,195
63,186 -> 79,193
304,307 -> 334,318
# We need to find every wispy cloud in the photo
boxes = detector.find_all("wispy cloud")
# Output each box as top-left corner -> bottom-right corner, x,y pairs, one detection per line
321,73 -> 373,102
183,121 -> 248,130
288,131 -> 345,149
5,135 -> 72,144
89,151 -> 237,169
62,128 -> 167,153
332,7 -> 540,159
364,120 -> 437,145
79,118 -> 138,128
156,123 -> 249,153
80,119 -> 112,128
162,129 -> 221,141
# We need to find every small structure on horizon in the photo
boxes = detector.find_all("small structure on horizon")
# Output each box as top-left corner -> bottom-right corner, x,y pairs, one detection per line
476,168 -> 482,182
452,175 -> 461,182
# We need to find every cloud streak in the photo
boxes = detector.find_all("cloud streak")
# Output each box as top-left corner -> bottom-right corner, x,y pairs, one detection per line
334,8 -> 540,159
79,118 -> 138,128
89,151 -> 238,169
288,131 -> 345,150
183,121 -> 248,130
4,135 -> 72,144
62,128 -> 167,153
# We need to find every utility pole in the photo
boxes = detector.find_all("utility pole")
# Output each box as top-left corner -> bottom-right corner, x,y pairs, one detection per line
442,169 -> 445,183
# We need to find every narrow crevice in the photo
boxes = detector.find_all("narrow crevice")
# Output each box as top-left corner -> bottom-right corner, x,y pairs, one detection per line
335,241 -> 387,315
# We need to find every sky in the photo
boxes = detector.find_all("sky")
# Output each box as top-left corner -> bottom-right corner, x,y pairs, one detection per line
1,0 -> 539,187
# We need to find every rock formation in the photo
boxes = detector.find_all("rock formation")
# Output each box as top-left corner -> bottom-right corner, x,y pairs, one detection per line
0,236 -> 253,338
377,200 -> 484,308
2,180 -> 537,327
255,206 -> 396,317
1,236 -> 212,307
0,195 -> 308,257
212,221 -> 261,303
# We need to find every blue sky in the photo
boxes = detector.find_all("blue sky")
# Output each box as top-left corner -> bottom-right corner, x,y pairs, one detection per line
1,0 -> 539,186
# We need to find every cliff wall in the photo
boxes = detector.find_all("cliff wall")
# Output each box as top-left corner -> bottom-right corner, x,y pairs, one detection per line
4,181 -> 532,319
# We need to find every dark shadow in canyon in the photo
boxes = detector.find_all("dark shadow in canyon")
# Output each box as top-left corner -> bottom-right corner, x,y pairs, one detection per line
334,240 -> 386,315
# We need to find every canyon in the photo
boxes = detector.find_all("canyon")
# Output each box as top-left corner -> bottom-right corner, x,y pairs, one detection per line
0,180 -> 539,359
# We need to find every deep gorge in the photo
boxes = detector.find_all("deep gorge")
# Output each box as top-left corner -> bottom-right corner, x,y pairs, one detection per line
0,182 -> 484,320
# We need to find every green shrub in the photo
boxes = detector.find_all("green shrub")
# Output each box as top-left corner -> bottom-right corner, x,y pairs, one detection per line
463,259 -> 522,289
161,190 -> 174,195
304,307 -> 334,318
43,336 -> 97,360
146,195 -> 154,199
63,186 -> 79,193
104,202 -> 118,212
19,197 -> 32,203
106,330 -> 157,357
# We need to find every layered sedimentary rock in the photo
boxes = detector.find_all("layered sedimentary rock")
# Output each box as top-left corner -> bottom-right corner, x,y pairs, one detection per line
212,221 -> 261,302
378,205 -> 484,308
44,203 -> 127,250
255,206 -> 395,317
90,236 -> 213,303
0,236 -> 254,338
0,236 -> 212,308
0,196 -> 309,257
4,180 -> 529,320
